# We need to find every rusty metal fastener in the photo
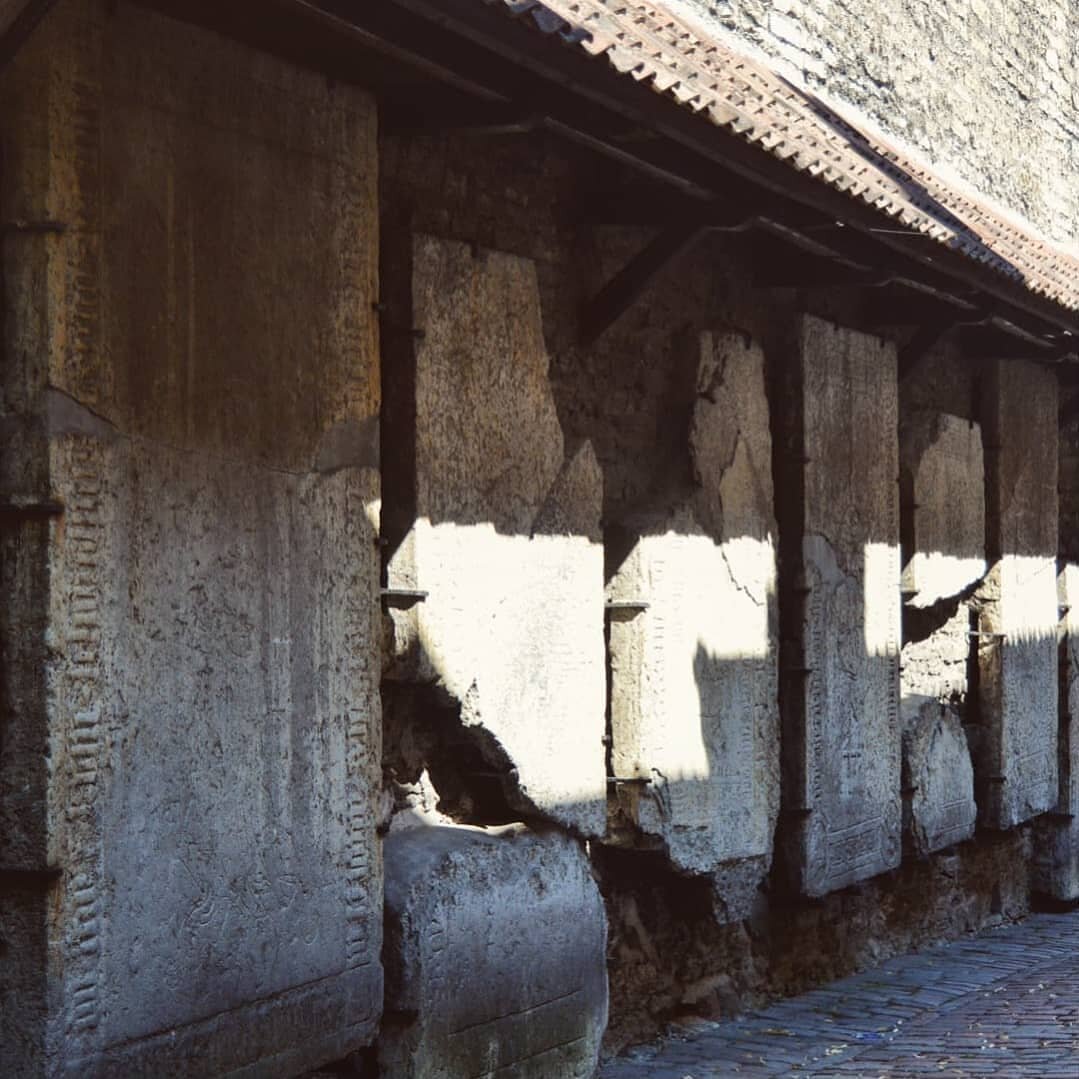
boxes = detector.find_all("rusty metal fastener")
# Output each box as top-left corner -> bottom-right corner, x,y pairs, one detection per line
1,219 -> 67,235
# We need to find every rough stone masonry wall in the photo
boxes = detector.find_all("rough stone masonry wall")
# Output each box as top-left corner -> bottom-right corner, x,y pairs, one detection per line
671,0 -> 1079,249
379,128 -> 1041,1053
0,2 -> 383,1074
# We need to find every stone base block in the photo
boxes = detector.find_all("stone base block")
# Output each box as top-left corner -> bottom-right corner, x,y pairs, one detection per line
379,825 -> 608,1079
1033,564 -> 1079,901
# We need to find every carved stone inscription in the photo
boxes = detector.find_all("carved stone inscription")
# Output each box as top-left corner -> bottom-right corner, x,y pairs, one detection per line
10,6 -> 384,1073
606,333 -> 779,914
977,359 -> 1059,829
796,316 -> 902,896
379,827 -> 608,1079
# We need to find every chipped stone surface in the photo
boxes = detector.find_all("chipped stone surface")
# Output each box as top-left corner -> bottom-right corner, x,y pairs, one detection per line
901,607 -> 971,723
903,700 -> 978,856
0,7 -> 382,1074
976,360 -> 1059,830
379,825 -> 609,1079
1034,565 -> 1079,900
385,235 -> 607,835
606,333 -> 778,917
900,412 -> 985,608
785,316 -> 902,897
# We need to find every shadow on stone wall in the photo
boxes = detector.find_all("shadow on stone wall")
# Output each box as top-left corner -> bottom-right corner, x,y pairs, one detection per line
372,213 -> 1064,1057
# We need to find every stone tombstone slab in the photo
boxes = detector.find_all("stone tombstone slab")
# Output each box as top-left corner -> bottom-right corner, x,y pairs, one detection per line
787,316 -> 902,897
606,333 -> 779,917
898,412 -> 984,728
977,359 -> 1059,829
385,235 -> 607,835
900,411 -> 986,607
1034,564 -> 1079,900
1,8 -> 382,1075
379,825 -> 609,1079
902,701 -> 977,856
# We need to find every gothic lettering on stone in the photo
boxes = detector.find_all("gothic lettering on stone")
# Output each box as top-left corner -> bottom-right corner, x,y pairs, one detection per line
795,316 -> 902,897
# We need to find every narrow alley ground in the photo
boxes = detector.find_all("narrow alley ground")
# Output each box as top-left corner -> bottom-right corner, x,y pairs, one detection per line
600,910 -> 1079,1078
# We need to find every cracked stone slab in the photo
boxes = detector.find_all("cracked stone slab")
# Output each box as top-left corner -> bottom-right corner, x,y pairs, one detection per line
0,8 -> 383,1073
606,333 -> 779,918
783,315 -> 902,897
900,411 -> 986,608
1034,564 -> 1079,900
976,359 -> 1059,829
384,235 -> 606,835
379,825 -> 609,1079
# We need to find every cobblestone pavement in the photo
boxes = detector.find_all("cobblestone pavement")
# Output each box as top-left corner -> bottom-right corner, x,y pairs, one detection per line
599,911 -> 1079,1078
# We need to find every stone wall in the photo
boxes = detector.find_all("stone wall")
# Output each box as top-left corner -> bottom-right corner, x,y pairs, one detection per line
0,3 -> 383,1074
670,0 -> 1079,249
2,3 -> 1073,1071
379,124 -> 1053,1050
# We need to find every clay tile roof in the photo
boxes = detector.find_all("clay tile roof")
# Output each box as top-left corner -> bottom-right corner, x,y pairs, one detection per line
483,0 -> 1079,315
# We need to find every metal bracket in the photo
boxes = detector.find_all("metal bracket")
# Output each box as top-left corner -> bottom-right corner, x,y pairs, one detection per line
0,498 -> 64,523
380,587 -> 428,610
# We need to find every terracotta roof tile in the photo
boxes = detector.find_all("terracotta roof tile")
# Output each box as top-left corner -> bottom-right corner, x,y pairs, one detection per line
482,0 -> 1079,314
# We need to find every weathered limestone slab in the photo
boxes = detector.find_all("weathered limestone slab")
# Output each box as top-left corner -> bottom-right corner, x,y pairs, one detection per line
1034,564 -> 1079,899
900,411 -> 985,607
379,825 -> 609,1079
384,235 -> 606,835
898,412 -> 984,730
902,701 -> 977,856
976,360 -> 1059,829
606,333 -> 779,918
782,315 -> 902,897
1,7 -> 382,1075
